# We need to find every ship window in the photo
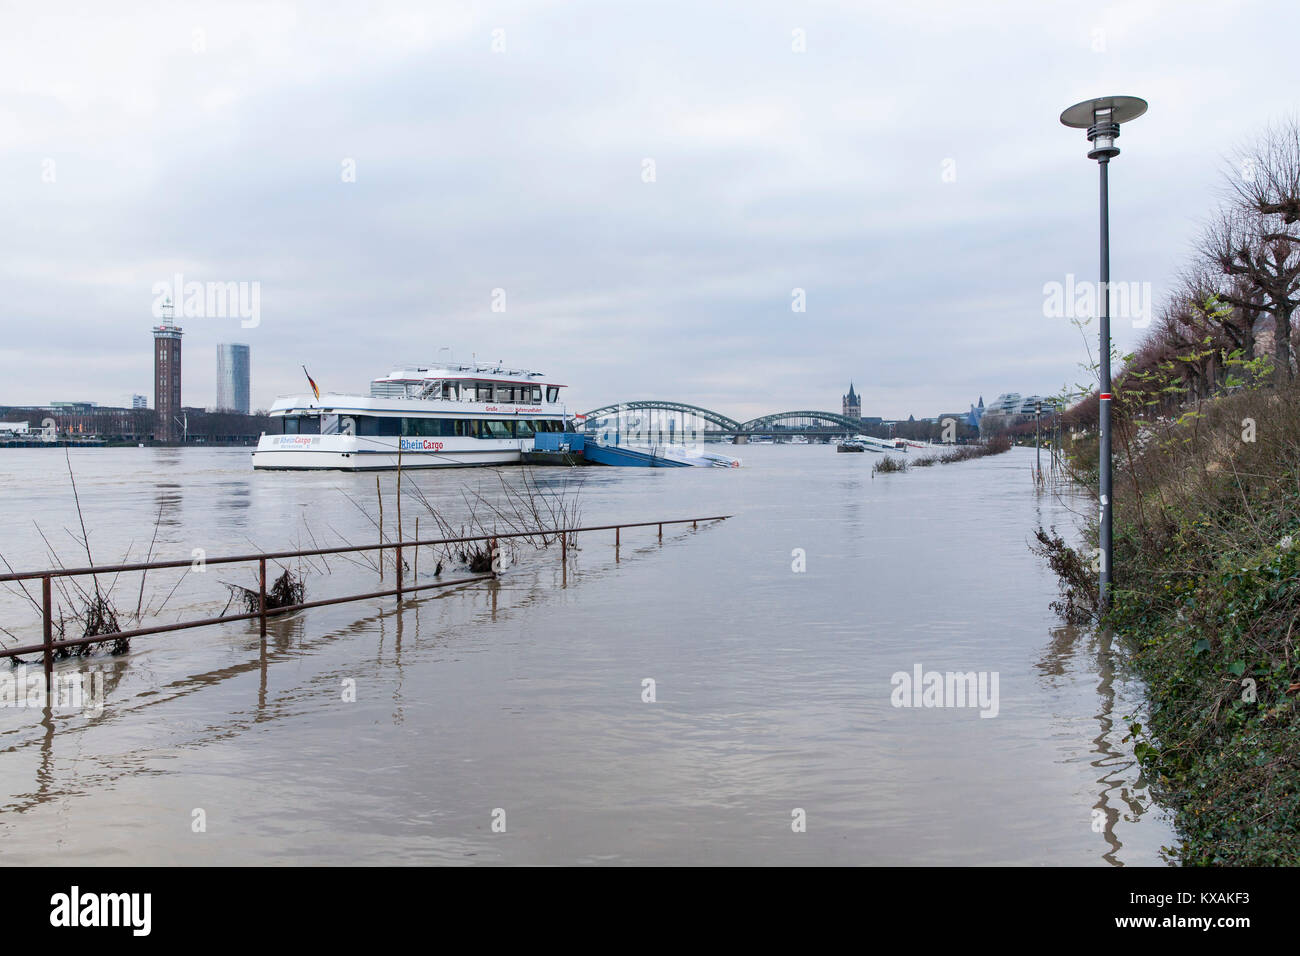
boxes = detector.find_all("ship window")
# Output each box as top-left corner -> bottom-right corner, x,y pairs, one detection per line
285,415 -> 321,435
529,387 -> 542,402
475,383 -> 494,402
357,416 -> 400,436
516,420 -> 536,438
499,386 -> 516,402
546,387 -> 559,403
403,418 -> 456,437
454,419 -> 477,438
483,419 -> 513,439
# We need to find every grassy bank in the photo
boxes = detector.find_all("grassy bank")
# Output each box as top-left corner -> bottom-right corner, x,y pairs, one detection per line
1034,116 -> 1300,864
1042,382 -> 1300,864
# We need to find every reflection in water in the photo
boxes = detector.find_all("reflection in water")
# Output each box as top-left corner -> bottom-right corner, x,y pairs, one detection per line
154,482 -> 182,528
1037,623 -> 1161,866
2,656 -> 130,815
216,481 -> 252,536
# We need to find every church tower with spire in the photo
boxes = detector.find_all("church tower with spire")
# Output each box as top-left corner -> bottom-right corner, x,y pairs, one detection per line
842,382 -> 861,420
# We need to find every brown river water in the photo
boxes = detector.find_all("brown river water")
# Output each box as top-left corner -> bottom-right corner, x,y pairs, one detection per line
0,444 -> 1173,864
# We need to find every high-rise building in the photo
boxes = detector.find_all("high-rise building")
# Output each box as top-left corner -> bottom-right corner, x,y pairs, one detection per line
152,299 -> 183,441
132,394 -> 148,409
216,343 -> 251,414
842,382 -> 861,420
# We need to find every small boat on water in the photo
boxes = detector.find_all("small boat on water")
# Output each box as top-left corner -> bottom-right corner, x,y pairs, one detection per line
836,440 -> 865,453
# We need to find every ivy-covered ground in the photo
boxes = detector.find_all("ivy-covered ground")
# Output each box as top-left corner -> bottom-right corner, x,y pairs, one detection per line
1043,379 -> 1300,865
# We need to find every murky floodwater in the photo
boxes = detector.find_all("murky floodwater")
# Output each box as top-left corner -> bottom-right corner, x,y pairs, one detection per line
0,445 -> 1173,864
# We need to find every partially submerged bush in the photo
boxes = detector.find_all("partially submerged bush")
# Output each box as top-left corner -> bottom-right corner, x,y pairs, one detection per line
1029,527 -> 1098,625
51,591 -> 130,658
459,543 -> 494,574
872,456 -> 908,475
879,435 -> 1012,472
932,433 -> 1012,463
227,567 -> 306,615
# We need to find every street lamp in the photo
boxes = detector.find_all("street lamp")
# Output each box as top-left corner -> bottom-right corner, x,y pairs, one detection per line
1060,95 -> 1147,610
1035,399 -> 1042,483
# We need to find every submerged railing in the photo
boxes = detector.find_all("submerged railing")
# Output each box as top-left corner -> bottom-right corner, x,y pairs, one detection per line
0,516 -> 731,692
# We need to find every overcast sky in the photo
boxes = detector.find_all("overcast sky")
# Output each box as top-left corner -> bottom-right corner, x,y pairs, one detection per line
4,1 -> 1299,421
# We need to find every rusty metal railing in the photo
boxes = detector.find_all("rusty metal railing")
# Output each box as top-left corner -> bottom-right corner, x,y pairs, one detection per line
0,516 -> 731,692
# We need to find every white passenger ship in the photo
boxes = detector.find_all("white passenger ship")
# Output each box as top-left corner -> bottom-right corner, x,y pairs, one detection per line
251,364 -> 568,470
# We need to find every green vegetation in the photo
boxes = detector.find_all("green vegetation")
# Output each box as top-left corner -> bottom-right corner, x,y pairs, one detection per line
1106,384 -> 1299,865
1043,379 -> 1300,865
1037,118 -> 1300,865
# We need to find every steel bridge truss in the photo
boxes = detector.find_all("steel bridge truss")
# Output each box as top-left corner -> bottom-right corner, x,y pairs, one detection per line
577,402 -> 863,435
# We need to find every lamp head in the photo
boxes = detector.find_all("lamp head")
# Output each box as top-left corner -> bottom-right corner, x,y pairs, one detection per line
1060,95 -> 1147,160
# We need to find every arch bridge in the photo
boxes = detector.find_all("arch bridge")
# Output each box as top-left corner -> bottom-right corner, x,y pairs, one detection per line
580,401 -> 740,433
737,410 -> 863,435
577,402 -> 864,438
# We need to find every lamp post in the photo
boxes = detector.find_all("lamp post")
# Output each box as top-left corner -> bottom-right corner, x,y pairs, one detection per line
1035,399 -> 1042,483
1060,95 -> 1147,610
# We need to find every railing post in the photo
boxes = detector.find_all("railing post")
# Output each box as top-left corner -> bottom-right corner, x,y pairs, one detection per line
561,533 -> 567,564
396,540 -> 403,601
658,523 -> 662,541
258,557 -> 267,637
42,574 -> 52,699
615,526 -> 620,548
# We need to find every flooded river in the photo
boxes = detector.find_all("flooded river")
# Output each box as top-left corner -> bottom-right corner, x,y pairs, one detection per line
0,445 -> 1173,864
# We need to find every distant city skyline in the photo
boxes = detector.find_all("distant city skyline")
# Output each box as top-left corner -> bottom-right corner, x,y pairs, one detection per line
6,4 -> 1300,419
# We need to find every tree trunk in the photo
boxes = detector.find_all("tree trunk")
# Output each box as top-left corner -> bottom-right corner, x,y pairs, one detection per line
1275,305 -> 1294,384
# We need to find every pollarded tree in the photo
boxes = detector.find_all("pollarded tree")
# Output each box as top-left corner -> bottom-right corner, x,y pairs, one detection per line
1230,117 -> 1300,225
1201,207 -> 1300,385
1205,120 -> 1300,384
